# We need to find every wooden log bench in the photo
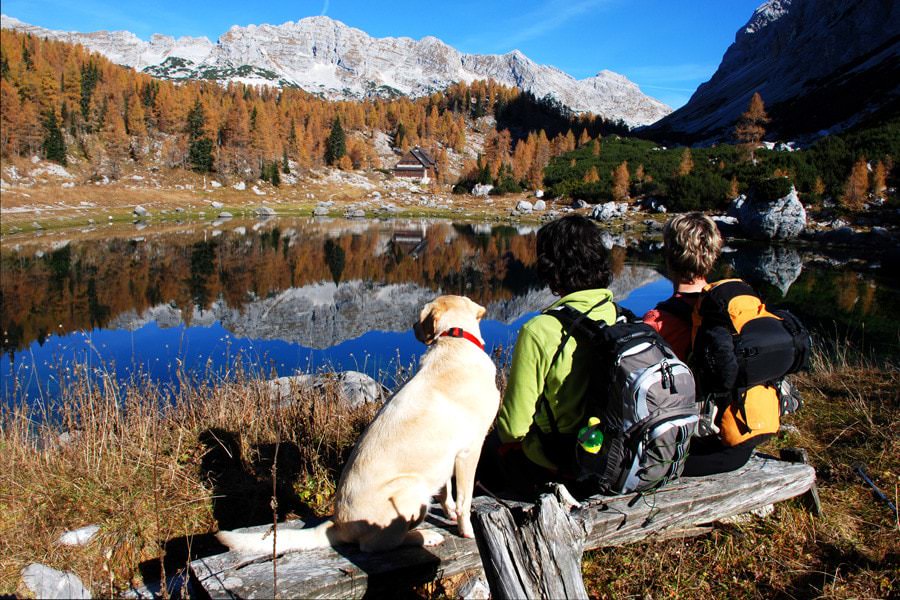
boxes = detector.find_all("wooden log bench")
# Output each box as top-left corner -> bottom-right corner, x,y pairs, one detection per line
190,451 -> 817,599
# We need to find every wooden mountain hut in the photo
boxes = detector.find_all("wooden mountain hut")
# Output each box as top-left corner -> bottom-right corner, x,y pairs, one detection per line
392,147 -> 438,181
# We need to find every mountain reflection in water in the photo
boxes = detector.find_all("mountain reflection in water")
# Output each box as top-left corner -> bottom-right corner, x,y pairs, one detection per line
1,218 -> 897,402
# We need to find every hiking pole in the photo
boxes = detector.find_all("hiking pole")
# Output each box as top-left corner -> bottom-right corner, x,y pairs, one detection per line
853,464 -> 898,519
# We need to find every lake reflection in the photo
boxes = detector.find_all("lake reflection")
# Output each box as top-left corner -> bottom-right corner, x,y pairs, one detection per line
2,218 -> 897,402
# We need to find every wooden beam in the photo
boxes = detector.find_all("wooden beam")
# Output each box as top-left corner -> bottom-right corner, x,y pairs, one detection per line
190,455 -> 816,599
580,454 -> 815,548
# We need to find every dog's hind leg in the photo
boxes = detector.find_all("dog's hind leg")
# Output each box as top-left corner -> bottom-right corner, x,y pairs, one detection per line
357,516 -> 444,552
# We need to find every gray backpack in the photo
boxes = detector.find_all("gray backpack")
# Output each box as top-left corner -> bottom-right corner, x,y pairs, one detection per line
544,302 -> 698,495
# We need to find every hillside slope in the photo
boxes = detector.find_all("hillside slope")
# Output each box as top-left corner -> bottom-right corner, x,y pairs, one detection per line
643,0 -> 900,142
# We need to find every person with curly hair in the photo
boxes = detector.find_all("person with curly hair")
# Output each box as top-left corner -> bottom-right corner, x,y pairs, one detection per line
479,215 -> 617,496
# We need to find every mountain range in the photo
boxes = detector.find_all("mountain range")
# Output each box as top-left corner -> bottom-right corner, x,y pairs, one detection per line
0,14 -> 671,128
645,0 -> 900,142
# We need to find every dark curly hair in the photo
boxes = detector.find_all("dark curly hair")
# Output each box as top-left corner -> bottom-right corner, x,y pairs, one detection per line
536,215 -> 611,295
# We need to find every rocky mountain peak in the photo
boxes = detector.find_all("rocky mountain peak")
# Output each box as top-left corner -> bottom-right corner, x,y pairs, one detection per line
0,13 -> 670,127
744,0 -> 791,34
643,0 -> 900,142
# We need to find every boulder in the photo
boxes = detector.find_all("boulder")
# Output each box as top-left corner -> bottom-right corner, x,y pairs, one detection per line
590,201 -> 625,221
21,563 -> 91,599
730,188 -> 806,240
346,209 -> 366,218
534,189 -> 544,199
267,372 -> 386,409
516,200 -> 534,213
313,206 -> 329,216
133,205 -> 149,218
254,206 -> 276,217
232,181 -> 246,191
472,184 -> 494,197
571,199 -> 588,209
533,199 -> 546,211
210,201 -> 224,210
217,212 -> 233,219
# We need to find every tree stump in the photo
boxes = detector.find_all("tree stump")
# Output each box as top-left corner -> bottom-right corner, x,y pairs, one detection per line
471,484 -> 592,600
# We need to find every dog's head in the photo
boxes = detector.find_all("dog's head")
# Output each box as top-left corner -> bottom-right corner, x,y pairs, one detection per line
413,295 -> 486,345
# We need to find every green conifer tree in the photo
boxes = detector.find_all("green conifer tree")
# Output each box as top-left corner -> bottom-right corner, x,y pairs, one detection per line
325,116 -> 346,166
187,99 -> 213,172
42,110 -> 67,165
394,122 -> 407,149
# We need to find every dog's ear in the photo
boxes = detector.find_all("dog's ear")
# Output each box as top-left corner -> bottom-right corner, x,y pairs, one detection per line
468,297 -> 487,321
414,301 -> 443,344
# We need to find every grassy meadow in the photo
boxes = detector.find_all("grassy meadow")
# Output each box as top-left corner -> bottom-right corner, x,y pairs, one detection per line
1,340 -> 897,598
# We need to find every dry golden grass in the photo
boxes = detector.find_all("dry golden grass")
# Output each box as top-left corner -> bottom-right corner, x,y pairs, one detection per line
0,365 -> 378,597
3,340 -> 894,598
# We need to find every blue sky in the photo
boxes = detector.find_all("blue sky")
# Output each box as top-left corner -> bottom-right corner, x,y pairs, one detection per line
2,0 -> 763,108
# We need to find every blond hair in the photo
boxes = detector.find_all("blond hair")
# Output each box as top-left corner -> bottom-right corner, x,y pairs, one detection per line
663,212 -> 722,282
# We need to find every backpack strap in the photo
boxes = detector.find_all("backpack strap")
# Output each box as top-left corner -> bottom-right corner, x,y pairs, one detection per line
655,296 -> 694,325
534,296 -> 611,441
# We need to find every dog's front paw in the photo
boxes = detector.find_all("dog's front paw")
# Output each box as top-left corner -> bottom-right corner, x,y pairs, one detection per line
457,517 -> 475,539
440,500 -> 458,523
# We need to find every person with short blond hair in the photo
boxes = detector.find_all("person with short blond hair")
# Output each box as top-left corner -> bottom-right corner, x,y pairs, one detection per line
645,212 -> 758,477
644,212 -> 722,360
662,212 -> 723,285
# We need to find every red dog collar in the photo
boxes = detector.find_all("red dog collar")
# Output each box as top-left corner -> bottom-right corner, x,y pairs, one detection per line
439,327 -> 485,351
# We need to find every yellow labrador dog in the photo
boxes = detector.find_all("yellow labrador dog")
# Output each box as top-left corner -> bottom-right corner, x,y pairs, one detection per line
217,295 -> 500,553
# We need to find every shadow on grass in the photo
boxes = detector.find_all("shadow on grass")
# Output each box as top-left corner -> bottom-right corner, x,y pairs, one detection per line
136,427 -> 318,597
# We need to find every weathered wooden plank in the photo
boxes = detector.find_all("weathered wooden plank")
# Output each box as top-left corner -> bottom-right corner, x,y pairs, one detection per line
472,456 -> 815,599
191,455 -> 816,599
191,518 -> 482,599
472,485 -> 591,600
580,454 -> 815,548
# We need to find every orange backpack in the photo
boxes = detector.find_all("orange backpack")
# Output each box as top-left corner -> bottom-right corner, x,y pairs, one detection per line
689,279 -> 810,446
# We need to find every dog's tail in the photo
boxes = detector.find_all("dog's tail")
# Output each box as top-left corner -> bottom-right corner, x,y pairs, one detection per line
216,520 -> 337,554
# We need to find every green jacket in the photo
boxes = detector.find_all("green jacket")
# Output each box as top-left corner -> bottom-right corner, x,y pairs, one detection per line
497,288 -> 616,471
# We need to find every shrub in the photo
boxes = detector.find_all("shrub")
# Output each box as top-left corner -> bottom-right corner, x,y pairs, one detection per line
665,171 -> 730,211
751,176 -> 794,204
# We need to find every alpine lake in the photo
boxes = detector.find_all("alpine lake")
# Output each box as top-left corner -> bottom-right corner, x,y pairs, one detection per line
2,215 -> 898,406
